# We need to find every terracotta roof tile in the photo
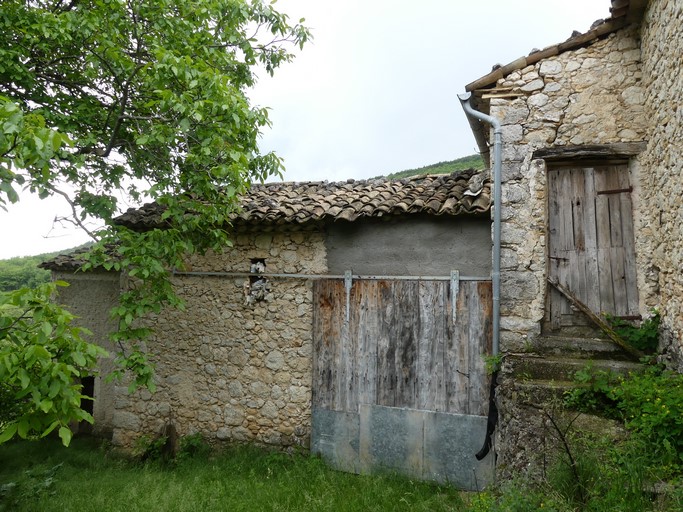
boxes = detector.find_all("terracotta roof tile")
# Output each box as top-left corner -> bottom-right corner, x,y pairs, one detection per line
114,169 -> 490,230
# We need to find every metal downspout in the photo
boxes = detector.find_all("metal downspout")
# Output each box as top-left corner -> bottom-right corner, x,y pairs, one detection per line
459,92 -> 502,462
458,92 -> 501,359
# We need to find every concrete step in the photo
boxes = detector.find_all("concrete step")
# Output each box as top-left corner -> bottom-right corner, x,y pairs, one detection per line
527,335 -> 635,361
505,353 -> 644,382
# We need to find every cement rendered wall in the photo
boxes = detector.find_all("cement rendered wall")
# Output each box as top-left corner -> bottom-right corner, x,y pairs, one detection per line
325,215 -> 491,277
640,0 -> 683,370
52,271 -> 120,437
488,24 -> 649,352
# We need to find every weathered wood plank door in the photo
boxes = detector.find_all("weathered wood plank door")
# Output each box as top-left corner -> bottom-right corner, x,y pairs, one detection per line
312,279 -> 492,416
547,164 -> 639,328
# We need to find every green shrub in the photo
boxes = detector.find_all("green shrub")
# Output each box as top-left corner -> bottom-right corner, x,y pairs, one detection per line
565,363 -> 683,477
611,367 -> 683,469
563,363 -> 621,418
177,433 -> 210,461
605,310 -> 660,353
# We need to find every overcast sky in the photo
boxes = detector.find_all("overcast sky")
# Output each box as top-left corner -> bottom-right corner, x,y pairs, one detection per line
0,0 -> 611,259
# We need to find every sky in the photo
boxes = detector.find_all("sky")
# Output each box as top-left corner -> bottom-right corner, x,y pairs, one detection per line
0,0 -> 611,259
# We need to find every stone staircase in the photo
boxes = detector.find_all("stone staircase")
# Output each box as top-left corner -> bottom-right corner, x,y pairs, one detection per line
503,333 -> 644,404
495,332 -> 645,479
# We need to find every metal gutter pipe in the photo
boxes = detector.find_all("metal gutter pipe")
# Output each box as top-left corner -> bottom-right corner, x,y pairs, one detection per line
458,92 -> 501,359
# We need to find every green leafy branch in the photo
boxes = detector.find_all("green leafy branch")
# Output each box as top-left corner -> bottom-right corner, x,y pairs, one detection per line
0,282 -> 107,446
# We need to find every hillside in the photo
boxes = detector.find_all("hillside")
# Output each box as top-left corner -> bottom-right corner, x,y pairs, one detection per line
384,153 -> 485,179
0,253 -> 56,292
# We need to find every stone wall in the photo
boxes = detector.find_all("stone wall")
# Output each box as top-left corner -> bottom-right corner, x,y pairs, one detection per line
52,271 -> 120,436
488,24 -> 649,351
481,25 -> 652,476
110,226 -> 327,449
639,0 -> 683,370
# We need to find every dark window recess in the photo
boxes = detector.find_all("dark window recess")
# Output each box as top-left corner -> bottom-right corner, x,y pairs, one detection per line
79,376 -> 95,434
81,376 -> 95,415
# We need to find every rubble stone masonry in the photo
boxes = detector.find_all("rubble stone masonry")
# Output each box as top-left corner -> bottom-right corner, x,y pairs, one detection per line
640,0 -> 683,369
110,226 -> 327,448
489,24 -> 649,351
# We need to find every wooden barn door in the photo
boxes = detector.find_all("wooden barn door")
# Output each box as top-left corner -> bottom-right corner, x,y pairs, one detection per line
312,278 -> 492,415
547,163 -> 639,329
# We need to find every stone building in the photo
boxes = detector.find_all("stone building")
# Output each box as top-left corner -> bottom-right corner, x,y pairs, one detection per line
45,172 -> 494,487
460,0 -> 683,475
44,0 -> 683,484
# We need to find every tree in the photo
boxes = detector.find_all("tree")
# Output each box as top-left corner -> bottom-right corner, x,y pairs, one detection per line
0,0 -> 309,445
0,282 -> 107,446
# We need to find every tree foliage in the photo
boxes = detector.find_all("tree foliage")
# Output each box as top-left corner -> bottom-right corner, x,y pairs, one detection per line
0,255 -> 52,292
0,282 -> 107,446
0,0 -> 309,444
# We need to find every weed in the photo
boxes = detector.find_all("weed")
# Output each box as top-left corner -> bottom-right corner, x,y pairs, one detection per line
484,353 -> 502,374
604,309 -> 660,353
177,433 -> 210,461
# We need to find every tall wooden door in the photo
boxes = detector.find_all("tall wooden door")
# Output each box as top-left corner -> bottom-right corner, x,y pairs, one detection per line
547,164 -> 639,329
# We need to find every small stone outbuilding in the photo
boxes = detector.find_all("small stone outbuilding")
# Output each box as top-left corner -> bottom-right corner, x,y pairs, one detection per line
45,171 -> 494,487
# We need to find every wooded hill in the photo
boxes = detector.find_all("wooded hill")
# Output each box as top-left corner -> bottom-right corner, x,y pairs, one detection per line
383,153 -> 485,179
0,252 -> 55,292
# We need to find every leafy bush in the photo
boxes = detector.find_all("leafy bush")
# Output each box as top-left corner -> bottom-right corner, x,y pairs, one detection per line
563,363 -> 621,418
605,310 -> 660,353
0,282 -> 107,446
177,433 -> 210,461
612,367 -> 683,468
565,363 -> 683,476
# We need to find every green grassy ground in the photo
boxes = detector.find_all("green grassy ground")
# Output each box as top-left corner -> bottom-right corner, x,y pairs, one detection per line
0,438 -> 467,512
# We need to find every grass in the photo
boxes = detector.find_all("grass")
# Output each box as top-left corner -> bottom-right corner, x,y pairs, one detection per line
0,438 -> 467,512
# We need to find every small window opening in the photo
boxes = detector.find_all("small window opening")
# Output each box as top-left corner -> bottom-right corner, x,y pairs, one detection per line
244,258 -> 268,304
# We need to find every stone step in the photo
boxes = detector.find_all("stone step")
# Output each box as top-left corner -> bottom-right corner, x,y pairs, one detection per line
505,353 -> 644,382
511,379 -> 575,404
527,335 -> 635,361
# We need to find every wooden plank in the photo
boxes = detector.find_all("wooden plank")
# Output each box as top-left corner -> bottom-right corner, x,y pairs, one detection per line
416,281 -> 445,411
356,281 -> 379,409
445,280 -> 468,414
605,168 -> 626,316
393,281 -> 418,408
548,278 -> 644,360
547,168 -> 563,328
594,167 -> 616,313
376,281 -> 397,408
557,170 -> 573,317
431,282 -> 448,412
312,280 -> 344,409
617,167 -> 640,315
565,168 -> 584,321
468,281 -> 493,416
534,142 -> 646,161
583,167 -> 601,314
610,246 -> 629,317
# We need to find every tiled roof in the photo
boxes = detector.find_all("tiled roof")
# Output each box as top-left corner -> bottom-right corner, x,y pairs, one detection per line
115,169 -> 490,230
41,170 -> 490,271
